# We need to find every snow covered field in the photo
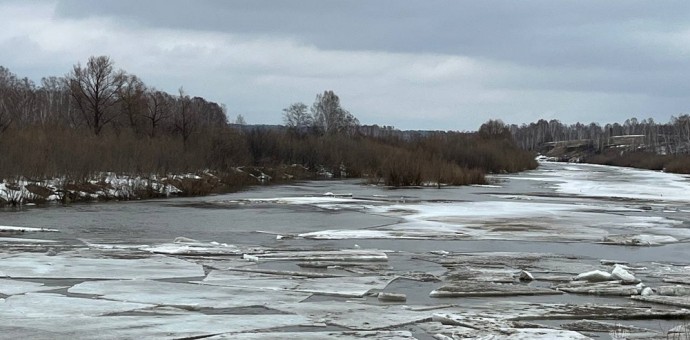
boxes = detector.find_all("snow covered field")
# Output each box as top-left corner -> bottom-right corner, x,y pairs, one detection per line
1,162 -> 690,339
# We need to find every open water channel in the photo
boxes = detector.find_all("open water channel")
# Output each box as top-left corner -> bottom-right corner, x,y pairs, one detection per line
1,161 -> 689,339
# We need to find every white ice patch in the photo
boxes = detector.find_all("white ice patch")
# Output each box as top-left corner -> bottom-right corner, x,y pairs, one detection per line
514,162 -> 690,203
0,237 -> 57,243
0,279 -> 64,295
201,270 -> 394,298
0,293 -> 153,317
0,253 -> 204,279
0,314 -> 315,339
0,225 -> 58,232
140,242 -> 242,255
243,249 -> 389,262
207,331 -> 416,339
68,279 -> 312,308
298,229 -> 466,240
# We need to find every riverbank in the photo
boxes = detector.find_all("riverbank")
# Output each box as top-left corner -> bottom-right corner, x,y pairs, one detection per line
0,165 -> 315,207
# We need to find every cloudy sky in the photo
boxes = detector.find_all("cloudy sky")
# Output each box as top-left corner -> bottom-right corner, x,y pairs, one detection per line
1,0 -> 689,130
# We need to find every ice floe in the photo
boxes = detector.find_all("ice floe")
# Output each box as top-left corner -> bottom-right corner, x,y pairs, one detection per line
573,270 -> 613,282
206,331 -> 416,340
602,234 -> 680,246
0,225 -> 58,233
0,314 -> 314,339
243,249 -> 389,262
273,301 -> 434,330
554,280 -> 642,296
0,253 -> 204,279
201,270 -> 394,298
430,282 -> 561,297
631,295 -> 690,308
68,279 -> 312,308
0,278 -> 64,295
0,293 -> 154,317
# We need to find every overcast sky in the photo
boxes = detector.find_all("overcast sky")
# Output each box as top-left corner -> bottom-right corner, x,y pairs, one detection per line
1,0 -> 689,130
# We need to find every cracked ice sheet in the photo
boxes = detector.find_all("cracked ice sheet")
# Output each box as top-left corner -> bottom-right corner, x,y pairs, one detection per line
0,314 -> 314,340
0,278 -> 65,295
207,331 -> 416,339
201,270 -> 395,298
68,279 -> 312,308
0,253 -> 204,279
274,301 -> 434,330
0,293 -> 154,318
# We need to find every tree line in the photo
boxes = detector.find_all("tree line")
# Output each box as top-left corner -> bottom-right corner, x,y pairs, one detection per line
511,117 -> 690,173
0,55 -> 537,194
510,116 -> 690,155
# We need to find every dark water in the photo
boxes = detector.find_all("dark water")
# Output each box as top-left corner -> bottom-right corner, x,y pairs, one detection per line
3,164 -> 689,266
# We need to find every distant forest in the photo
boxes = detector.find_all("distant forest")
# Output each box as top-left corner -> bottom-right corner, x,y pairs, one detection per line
511,117 -> 690,172
0,56 -> 535,192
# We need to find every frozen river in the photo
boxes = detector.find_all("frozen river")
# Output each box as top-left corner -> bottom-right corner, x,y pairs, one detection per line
1,162 -> 690,339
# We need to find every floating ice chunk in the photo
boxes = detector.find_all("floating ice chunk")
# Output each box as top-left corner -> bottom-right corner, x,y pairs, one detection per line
0,225 -> 58,232
69,279 -> 312,308
0,253 -> 204,279
574,270 -> 613,282
0,293 -> 153,318
555,281 -> 642,296
656,285 -> 690,296
173,236 -> 199,243
377,292 -> 407,302
0,314 -> 315,339
430,282 -> 560,297
611,264 -> 637,283
561,319 -> 656,334
299,229 -> 465,240
243,249 -> 388,262
141,243 -> 241,255
202,270 -> 394,298
0,237 -> 57,243
602,234 -> 679,246
206,331 -> 416,340
631,295 -> 690,308
0,279 -> 64,295
518,270 -> 534,282
274,301 -> 433,330
641,287 -> 655,296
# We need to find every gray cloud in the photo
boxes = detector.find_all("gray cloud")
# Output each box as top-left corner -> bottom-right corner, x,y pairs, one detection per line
0,0 -> 688,130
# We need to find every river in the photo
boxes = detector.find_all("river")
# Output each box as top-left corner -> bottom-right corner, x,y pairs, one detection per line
1,161 -> 689,339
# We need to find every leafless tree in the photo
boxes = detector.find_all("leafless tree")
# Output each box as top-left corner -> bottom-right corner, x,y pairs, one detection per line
143,89 -> 171,138
67,56 -> 126,135
118,74 -> 147,132
173,87 -> 195,147
282,102 -> 312,133
311,91 -> 359,135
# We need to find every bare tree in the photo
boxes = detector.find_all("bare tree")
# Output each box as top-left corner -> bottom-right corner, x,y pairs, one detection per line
67,56 -> 126,135
118,74 -> 147,132
173,87 -> 195,147
143,89 -> 171,137
311,91 -> 359,135
235,114 -> 246,125
282,102 -> 312,132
